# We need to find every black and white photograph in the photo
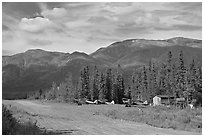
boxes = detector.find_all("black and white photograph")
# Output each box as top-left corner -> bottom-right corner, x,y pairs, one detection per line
2,1 -> 202,135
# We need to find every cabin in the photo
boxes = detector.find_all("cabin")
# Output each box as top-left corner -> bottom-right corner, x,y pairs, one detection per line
175,98 -> 186,108
153,95 -> 175,106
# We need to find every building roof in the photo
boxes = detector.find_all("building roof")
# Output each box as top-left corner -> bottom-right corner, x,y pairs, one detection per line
176,98 -> 185,102
154,95 -> 175,99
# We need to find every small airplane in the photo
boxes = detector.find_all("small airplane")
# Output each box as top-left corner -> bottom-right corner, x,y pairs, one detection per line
97,100 -> 106,104
105,100 -> 115,105
73,98 -> 82,105
122,98 -> 131,104
133,100 -> 149,106
85,100 -> 98,104
123,98 -> 149,106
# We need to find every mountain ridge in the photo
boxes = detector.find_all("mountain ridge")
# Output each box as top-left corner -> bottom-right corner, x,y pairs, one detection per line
3,37 -> 202,57
2,37 -> 202,99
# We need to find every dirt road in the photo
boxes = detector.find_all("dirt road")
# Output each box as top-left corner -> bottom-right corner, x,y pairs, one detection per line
3,100 -> 200,135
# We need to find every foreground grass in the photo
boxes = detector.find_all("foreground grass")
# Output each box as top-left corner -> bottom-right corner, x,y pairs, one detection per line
2,104 -> 43,135
2,104 -> 65,135
95,105 -> 202,133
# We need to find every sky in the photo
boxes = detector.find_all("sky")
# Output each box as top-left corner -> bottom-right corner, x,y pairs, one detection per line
2,2 -> 202,55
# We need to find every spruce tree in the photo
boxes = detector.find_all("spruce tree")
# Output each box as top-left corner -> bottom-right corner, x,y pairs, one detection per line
85,66 -> 91,99
79,66 -> 90,99
79,69 -> 85,98
112,74 -> 119,103
195,63 -> 202,92
158,63 -> 167,95
130,70 -> 137,101
147,59 -> 154,103
171,62 -> 177,98
142,65 -> 148,101
116,73 -> 125,104
50,81 -> 57,100
151,63 -> 158,99
166,51 -> 173,103
189,58 -> 196,87
99,73 -> 106,101
64,75 -> 74,102
177,50 -> 186,97
137,71 -> 143,100
127,86 -> 131,99
185,58 -> 197,102
105,68 -> 113,102
92,66 -> 100,100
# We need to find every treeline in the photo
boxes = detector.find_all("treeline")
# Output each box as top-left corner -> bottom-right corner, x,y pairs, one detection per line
27,76 -> 76,103
28,65 -> 126,104
131,51 -> 202,105
77,66 -> 125,104
28,50 -> 202,105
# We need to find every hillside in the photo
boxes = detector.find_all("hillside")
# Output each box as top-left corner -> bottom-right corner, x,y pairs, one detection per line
91,37 -> 202,67
2,37 -> 202,99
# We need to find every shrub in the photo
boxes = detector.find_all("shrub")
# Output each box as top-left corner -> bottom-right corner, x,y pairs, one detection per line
2,104 -> 17,134
2,104 -> 44,135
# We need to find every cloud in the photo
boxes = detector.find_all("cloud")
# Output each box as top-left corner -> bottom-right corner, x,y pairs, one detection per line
2,24 -> 10,31
65,2 -> 94,8
166,2 -> 201,11
116,23 -> 151,36
88,15 -> 118,23
3,2 -> 41,19
174,14 -> 201,26
19,17 -> 53,33
155,24 -> 201,31
28,39 -> 53,46
2,12 -> 19,31
164,2 -> 201,19
172,24 -> 202,31
64,19 -> 91,29
152,10 -> 180,17
2,49 -> 14,56
41,7 -> 67,19
134,13 -> 160,26
88,16 -> 108,23
2,31 -> 14,42
2,2 -> 202,55
38,2 -> 47,11
106,2 -> 133,7
102,3 -> 135,15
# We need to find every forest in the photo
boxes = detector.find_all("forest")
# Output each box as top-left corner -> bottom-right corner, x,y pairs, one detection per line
28,50 -> 202,106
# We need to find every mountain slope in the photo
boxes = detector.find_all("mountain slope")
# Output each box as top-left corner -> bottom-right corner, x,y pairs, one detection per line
91,37 -> 202,67
2,50 -> 107,99
2,37 -> 202,99
3,49 -> 70,67
116,45 -> 202,67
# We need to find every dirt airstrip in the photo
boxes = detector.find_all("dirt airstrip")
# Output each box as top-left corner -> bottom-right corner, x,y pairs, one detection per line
3,100 -> 200,135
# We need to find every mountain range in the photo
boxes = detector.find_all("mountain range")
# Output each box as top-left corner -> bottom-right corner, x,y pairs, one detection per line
2,37 -> 202,99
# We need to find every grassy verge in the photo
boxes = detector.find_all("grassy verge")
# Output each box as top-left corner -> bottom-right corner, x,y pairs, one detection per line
95,105 -> 202,133
2,104 -> 64,135
3,104 -> 43,135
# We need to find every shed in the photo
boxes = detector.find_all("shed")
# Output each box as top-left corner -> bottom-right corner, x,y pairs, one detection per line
176,98 -> 186,108
153,95 -> 175,106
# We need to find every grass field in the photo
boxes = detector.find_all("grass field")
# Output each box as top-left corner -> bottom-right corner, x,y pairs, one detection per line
93,105 -> 202,133
2,104 -> 69,135
2,104 -> 44,135
2,100 -> 201,134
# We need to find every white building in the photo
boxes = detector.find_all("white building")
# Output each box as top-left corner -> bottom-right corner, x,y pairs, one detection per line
153,95 -> 175,106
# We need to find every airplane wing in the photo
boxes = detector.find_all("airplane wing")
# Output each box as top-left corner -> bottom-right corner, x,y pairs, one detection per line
85,100 -> 95,104
74,98 -> 80,103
